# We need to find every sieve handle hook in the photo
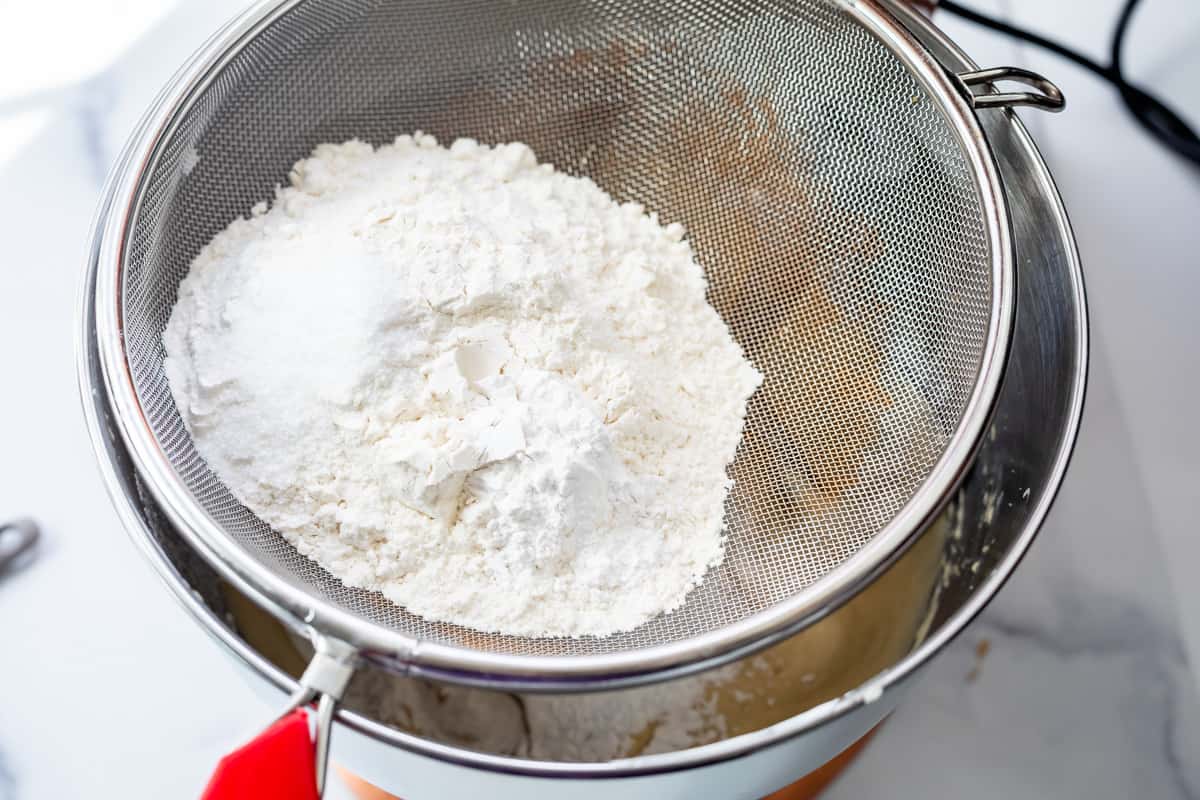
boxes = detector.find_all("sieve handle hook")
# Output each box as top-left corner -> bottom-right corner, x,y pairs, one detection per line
201,638 -> 355,799
956,67 -> 1066,112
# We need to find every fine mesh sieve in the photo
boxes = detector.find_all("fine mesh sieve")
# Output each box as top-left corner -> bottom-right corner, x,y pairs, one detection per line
96,0 -> 1029,686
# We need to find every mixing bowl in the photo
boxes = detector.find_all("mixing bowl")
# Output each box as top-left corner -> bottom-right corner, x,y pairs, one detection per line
78,1 -> 1086,797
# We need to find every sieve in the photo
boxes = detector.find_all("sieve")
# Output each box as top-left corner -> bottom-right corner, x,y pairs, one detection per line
95,0 -> 1065,725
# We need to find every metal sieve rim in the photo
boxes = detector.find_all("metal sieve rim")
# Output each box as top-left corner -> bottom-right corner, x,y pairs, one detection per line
94,0 -> 1014,689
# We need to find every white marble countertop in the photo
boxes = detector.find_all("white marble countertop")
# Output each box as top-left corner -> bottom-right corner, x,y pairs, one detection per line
1,1 -> 1197,797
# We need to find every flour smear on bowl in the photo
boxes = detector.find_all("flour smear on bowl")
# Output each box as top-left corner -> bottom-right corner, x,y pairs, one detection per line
163,134 -> 761,637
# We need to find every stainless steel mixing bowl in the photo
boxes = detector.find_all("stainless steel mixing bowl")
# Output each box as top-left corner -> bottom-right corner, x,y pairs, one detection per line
78,1 -> 1086,796
77,4 -> 1086,796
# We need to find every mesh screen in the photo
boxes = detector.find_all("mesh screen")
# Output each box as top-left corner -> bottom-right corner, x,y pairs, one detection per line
119,0 -> 993,658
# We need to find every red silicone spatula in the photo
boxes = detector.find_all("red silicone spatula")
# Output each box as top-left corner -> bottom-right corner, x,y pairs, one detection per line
201,709 -> 320,800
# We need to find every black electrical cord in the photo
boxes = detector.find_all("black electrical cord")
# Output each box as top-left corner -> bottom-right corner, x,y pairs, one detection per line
940,0 -> 1200,167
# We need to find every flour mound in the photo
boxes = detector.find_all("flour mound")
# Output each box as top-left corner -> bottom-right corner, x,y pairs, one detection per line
163,134 -> 762,637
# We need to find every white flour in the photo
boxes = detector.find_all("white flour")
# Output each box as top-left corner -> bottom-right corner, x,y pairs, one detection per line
164,134 -> 761,637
